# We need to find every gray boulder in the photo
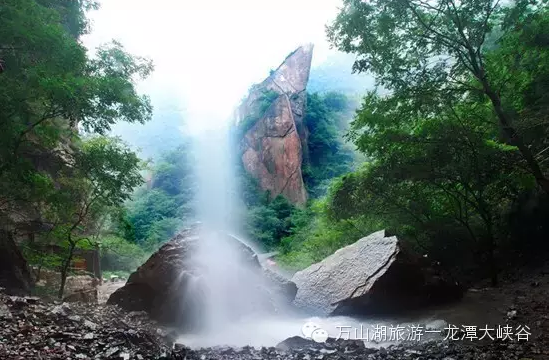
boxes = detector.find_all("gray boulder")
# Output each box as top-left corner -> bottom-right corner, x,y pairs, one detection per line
292,230 -> 461,316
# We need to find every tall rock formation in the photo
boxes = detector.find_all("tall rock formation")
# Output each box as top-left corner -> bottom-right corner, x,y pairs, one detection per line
237,44 -> 313,205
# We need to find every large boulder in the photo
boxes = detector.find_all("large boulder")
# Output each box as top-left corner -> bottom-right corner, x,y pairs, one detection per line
108,227 -> 296,330
261,265 -> 298,302
237,44 -> 314,206
0,230 -> 33,295
292,230 -> 462,316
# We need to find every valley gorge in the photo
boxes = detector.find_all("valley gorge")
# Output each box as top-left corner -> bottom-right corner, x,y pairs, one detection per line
0,0 -> 548,359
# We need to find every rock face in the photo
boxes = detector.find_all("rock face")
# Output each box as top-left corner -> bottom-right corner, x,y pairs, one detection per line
238,44 -> 313,205
292,230 -> 462,316
261,265 -> 298,302
108,227 -> 297,330
0,230 -> 33,295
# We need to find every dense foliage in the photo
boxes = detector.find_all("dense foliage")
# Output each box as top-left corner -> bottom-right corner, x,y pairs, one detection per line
1,0 -> 153,296
2,0 -> 547,295
122,143 -> 196,249
302,92 -> 357,197
237,89 -> 279,138
232,90 -> 359,251
279,0 -> 548,284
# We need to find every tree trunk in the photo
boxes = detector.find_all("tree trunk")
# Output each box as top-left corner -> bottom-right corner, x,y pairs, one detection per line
58,241 -> 76,299
481,79 -> 548,193
486,238 -> 498,287
483,218 -> 498,287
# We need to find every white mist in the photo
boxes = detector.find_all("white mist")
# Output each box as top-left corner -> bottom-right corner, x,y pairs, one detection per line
180,119 -> 438,349
182,121 -> 298,346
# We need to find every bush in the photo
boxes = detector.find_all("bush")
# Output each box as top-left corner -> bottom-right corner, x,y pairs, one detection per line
237,90 -> 279,137
302,92 -> 356,197
100,236 -> 148,272
277,199 -> 383,270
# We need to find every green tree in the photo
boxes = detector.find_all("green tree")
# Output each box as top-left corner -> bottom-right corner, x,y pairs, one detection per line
278,198 -> 379,270
46,136 -> 143,298
100,235 -> 147,273
330,91 -> 535,284
123,144 -> 196,246
327,0 -> 548,192
302,92 -> 355,196
0,0 -> 153,294
0,0 -> 152,218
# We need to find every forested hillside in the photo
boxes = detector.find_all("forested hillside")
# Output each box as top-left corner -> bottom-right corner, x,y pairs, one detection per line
113,89 -> 360,253
1,0 -> 547,298
0,0 -> 153,295
278,0 -> 549,285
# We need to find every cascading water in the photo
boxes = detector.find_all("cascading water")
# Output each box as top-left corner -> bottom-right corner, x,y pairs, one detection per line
180,121 -> 296,346
178,105 -> 438,350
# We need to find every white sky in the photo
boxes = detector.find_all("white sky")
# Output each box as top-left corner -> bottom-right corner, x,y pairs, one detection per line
82,0 -> 343,134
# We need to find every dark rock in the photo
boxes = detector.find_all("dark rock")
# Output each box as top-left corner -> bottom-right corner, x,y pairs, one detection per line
83,319 -> 98,330
108,226 -> 294,330
292,230 -> 463,316
0,230 -> 33,295
50,303 -> 73,316
104,346 -> 120,357
0,291 -> 171,359
173,343 -> 188,352
276,336 -> 317,351
327,338 -> 366,352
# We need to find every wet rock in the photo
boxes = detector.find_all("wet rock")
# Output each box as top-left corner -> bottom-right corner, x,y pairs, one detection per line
83,319 -> 98,330
68,315 -> 82,322
108,226 -> 293,330
276,336 -> 317,351
262,265 -> 298,303
169,338 -> 548,360
104,346 -> 120,357
0,291 -> 170,359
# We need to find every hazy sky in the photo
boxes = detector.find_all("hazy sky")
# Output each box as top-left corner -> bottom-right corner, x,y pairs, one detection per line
82,0 -> 343,133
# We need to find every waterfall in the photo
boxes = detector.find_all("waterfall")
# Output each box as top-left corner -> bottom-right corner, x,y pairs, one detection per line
185,121 -> 280,341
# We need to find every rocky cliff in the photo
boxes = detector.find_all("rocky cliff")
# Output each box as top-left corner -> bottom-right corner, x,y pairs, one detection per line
237,44 -> 314,205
